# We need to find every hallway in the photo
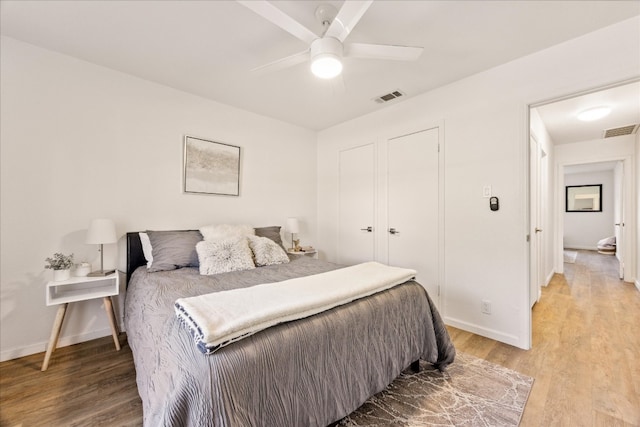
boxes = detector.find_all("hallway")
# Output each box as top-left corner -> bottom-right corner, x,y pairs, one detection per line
448,250 -> 640,426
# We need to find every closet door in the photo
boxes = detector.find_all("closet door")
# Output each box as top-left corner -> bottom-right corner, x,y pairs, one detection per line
338,144 -> 375,265
387,128 -> 439,305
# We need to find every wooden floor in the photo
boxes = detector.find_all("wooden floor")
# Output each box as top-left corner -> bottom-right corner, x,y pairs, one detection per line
450,250 -> 640,426
0,334 -> 142,427
1,250 -> 638,426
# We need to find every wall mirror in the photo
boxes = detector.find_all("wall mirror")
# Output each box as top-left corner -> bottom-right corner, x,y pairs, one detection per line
565,184 -> 602,212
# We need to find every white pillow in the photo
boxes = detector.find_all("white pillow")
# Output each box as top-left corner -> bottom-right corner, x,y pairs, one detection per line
248,235 -> 290,267
199,224 -> 255,241
139,232 -> 153,268
196,237 -> 255,275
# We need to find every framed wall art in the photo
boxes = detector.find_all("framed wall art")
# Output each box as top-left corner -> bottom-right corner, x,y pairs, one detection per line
183,135 -> 241,196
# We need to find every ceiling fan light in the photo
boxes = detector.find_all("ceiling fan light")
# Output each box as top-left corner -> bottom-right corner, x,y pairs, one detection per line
577,106 -> 611,121
311,54 -> 343,79
310,37 -> 343,79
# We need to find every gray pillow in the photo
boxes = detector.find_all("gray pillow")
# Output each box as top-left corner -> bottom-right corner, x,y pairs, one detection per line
254,226 -> 285,250
146,230 -> 202,272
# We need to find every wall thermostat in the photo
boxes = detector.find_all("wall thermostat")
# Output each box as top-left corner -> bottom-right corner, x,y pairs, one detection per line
490,196 -> 499,211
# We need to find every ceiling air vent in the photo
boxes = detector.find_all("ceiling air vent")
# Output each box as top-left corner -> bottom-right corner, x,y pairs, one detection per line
603,124 -> 639,138
373,90 -> 405,104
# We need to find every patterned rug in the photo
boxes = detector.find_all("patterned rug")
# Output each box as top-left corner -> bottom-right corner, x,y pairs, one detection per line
334,352 -> 533,426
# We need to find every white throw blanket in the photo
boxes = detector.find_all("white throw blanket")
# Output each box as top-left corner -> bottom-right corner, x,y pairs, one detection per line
175,262 -> 417,354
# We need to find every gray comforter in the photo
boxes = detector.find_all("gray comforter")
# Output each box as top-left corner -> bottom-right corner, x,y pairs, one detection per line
124,256 -> 455,427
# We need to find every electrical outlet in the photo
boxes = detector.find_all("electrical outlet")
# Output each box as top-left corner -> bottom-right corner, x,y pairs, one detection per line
481,300 -> 492,314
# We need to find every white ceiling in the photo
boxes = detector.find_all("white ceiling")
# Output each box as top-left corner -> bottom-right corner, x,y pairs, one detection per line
1,1 -> 639,130
564,161 -> 620,175
535,81 -> 640,145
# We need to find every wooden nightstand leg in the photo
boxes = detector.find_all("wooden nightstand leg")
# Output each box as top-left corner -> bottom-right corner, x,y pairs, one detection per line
41,303 -> 68,371
103,297 -> 121,351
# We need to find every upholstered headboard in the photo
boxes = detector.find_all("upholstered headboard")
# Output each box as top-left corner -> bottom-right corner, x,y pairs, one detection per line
126,232 -> 146,287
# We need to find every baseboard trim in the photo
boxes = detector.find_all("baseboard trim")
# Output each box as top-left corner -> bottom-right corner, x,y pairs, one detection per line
0,317 -> 126,362
444,316 -> 525,349
545,270 -> 554,286
563,245 -> 597,251
635,279 -> 640,293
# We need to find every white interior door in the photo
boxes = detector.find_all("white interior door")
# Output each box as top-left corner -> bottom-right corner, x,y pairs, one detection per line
338,144 -> 375,265
387,128 -> 439,306
529,136 -> 542,308
613,161 -> 624,279
539,148 -> 548,289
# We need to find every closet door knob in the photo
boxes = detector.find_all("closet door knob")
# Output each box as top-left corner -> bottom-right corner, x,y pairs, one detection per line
389,228 -> 400,235
360,226 -> 373,232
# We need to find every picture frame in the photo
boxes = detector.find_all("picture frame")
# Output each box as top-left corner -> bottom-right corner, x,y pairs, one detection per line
565,184 -> 602,212
183,135 -> 241,196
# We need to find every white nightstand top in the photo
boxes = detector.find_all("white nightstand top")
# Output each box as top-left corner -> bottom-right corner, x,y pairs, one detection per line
46,273 -> 119,306
287,249 -> 318,258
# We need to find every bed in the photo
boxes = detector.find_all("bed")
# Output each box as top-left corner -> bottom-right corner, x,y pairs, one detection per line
124,229 -> 455,426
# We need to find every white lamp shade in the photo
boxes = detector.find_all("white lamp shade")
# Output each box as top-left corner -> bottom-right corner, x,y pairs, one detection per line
86,218 -> 117,244
286,217 -> 299,234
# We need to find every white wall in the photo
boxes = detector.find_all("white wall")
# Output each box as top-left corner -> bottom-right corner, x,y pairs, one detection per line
317,17 -> 640,349
0,37 -> 317,361
563,171 -> 614,249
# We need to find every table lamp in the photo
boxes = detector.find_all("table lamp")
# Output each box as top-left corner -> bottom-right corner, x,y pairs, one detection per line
86,218 -> 117,276
286,217 -> 300,251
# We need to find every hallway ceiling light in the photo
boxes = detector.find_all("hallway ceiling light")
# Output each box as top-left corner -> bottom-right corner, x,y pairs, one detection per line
577,106 -> 611,121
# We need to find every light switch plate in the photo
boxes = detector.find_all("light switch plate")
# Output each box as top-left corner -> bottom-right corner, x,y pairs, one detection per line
483,186 -> 492,198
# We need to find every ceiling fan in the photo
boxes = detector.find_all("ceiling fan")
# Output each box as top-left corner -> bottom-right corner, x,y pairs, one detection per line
237,0 -> 424,79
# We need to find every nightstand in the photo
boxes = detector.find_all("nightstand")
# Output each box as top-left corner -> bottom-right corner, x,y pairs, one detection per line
287,249 -> 318,258
41,273 -> 120,371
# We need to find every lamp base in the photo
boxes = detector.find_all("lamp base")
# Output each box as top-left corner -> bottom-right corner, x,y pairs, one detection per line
88,269 -> 115,277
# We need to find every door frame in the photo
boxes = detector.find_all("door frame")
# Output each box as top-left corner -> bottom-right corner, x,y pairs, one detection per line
527,78 -> 639,350
554,157 -> 634,281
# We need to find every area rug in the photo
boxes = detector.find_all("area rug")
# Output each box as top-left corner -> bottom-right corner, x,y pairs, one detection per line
334,352 -> 534,426
564,250 -> 578,263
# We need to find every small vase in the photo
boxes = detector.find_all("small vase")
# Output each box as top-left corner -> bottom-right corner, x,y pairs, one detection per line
53,269 -> 71,281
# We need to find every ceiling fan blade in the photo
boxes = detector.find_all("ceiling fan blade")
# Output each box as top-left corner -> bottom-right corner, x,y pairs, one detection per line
251,49 -> 309,74
237,0 -> 318,45
324,0 -> 373,42
345,43 -> 424,61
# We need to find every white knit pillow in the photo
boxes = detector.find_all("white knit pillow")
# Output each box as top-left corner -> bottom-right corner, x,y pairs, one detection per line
138,232 -> 153,268
196,237 -> 255,275
247,235 -> 290,267
199,224 -> 255,241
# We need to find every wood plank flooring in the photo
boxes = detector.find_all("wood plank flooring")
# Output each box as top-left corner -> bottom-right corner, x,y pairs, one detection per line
1,250 -> 637,426
0,335 -> 142,426
449,250 -> 640,426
